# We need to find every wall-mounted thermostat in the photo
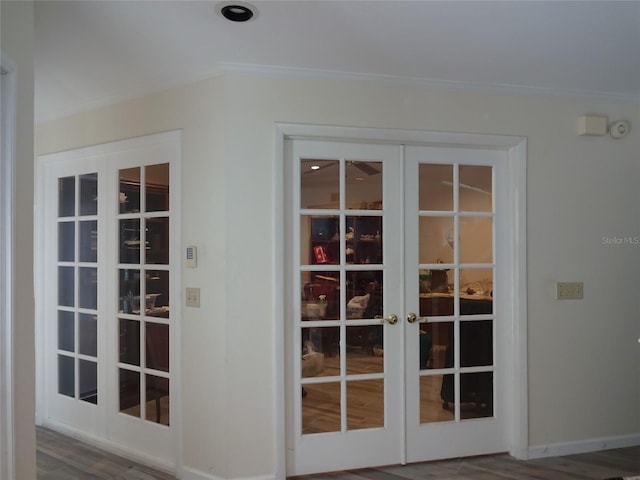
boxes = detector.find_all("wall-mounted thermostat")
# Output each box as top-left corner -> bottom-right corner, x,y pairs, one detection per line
186,246 -> 197,268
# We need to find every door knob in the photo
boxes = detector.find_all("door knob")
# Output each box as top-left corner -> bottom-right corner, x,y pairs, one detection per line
376,314 -> 398,325
406,312 -> 418,323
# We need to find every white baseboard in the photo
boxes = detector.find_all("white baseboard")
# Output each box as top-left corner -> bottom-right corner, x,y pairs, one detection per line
528,433 -> 640,459
180,467 -> 276,480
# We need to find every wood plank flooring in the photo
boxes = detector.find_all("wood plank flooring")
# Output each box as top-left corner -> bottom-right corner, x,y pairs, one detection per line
37,425 -> 639,480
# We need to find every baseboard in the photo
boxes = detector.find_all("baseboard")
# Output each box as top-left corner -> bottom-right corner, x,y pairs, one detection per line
40,419 -> 175,474
180,466 -> 276,480
528,433 -> 640,459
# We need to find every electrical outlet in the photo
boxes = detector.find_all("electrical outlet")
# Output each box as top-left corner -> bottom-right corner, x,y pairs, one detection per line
556,282 -> 583,300
186,287 -> 200,307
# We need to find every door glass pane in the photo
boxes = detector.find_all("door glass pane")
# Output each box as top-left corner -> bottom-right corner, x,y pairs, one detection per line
119,167 -> 141,214
58,266 -> 75,307
420,374 -> 454,423
347,379 -> 384,430
145,217 -> 169,265
461,372 -> 493,419
460,320 -> 493,367
419,287 -> 453,317
119,369 -> 140,417
145,164 -> 169,212
345,161 -> 382,210
302,326 -> 339,377
146,323 -> 169,372
346,326 -> 383,374
79,360 -> 97,404
58,310 -> 75,352
418,322 -> 451,370
79,173 -> 98,216
419,164 -> 453,211
146,270 -> 169,316
58,222 -> 75,262
302,215 -> 339,265
301,271 -> 340,321
419,216 -> 453,264
78,267 -> 97,310
58,355 -> 74,397
301,382 -> 340,434
459,216 -> 492,264
119,269 -> 140,314
78,313 -> 97,357
459,165 -> 492,212
119,319 -> 140,366
347,216 -> 382,264
300,159 -> 339,209
79,220 -> 97,263
58,176 -> 75,217
120,219 -> 141,264
146,375 -> 169,425
346,271 -> 382,319
460,268 -> 493,315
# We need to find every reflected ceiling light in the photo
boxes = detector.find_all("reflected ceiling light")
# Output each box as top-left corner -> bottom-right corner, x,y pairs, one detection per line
310,165 -> 320,170
354,177 -> 365,181
217,2 -> 257,22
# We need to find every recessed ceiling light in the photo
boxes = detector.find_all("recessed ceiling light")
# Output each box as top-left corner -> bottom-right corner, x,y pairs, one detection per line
310,165 -> 320,171
218,2 -> 257,22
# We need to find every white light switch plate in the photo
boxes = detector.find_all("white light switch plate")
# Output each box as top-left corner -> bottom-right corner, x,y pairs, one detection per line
186,287 -> 200,307
556,282 -> 583,300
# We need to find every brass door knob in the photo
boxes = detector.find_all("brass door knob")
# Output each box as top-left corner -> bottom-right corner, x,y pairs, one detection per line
377,314 -> 398,325
407,312 -> 418,323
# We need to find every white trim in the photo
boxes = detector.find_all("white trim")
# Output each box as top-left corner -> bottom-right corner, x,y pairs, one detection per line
181,466 -> 277,480
528,433 -> 640,459
274,123 -> 528,473
0,50 -> 17,480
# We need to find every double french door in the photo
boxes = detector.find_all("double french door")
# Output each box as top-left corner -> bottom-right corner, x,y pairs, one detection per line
38,132 -> 180,466
287,139 -> 509,475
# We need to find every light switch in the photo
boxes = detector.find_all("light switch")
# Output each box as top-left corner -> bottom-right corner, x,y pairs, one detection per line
186,287 -> 200,307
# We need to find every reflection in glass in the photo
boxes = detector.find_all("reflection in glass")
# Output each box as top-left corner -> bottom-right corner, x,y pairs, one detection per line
58,354 -> 74,398
419,164 -> 453,211
345,271 -> 382,319
118,269 -> 140,314
58,266 -> 74,307
460,320 -> 493,367
420,375 -> 453,423
418,216 -> 453,264
146,270 -> 169,316
79,221 -> 97,263
119,167 -> 140,214
146,375 -> 169,425
301,215 -> 339,266
346,216 -> 382,264
346,326 -> 383,375
79,360 -> 97,404
78,314 -> 97,357
119,369 -> 140,417
119,319 -> 140,366
418,323 -> 451,370
79,173 -> 98,216
459,165 -> 492,212
146,323 -> 169,372
347,379 -> 384,430
58,222 -> 75,262
301,382 -> 340,434
301,271 -> 339,320
460,372 -> 493,419
420,269 -> 451,298
419,291 -> 453,318
345,161 -> 382,210
145,163 -> 169,212
58,310 -> 74,352
78,267 -> 97,310
300,159 -> 339,210
145,217 -> 169,265
58,176 -> 75,217
119,219 -> 141,264
459,216 -> 492,264
460,268 -> 493,315
301,327 -> 339,377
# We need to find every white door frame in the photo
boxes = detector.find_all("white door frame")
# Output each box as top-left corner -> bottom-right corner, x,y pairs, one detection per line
274,123 -> 528,478
0,51 -> 17,480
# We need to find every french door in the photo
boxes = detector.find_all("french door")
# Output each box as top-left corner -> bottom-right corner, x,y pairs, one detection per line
286,139 -> 509,475
38,132 -> 180,467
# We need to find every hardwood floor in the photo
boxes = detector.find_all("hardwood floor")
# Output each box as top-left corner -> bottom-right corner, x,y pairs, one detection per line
37,425 -> 639,480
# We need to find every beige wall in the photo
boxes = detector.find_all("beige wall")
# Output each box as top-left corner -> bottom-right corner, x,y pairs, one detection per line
1,1 -> 36,479
36,73 -> 640,478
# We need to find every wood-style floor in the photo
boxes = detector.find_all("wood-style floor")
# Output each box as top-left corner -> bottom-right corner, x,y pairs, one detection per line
37,425 -> 639,480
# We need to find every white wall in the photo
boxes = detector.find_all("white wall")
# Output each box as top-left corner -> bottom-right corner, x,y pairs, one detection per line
1,1 -> 36,479
36,73 -> 640,478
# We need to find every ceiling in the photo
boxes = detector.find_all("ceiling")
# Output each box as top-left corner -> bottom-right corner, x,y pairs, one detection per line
34,0 -> 640,123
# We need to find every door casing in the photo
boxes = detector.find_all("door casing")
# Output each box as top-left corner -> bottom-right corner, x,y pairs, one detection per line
274,123 -> 528,478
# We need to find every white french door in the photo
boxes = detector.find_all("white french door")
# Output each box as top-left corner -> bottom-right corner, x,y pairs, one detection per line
38,132 -> 180,468
286,139 -> 510,475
